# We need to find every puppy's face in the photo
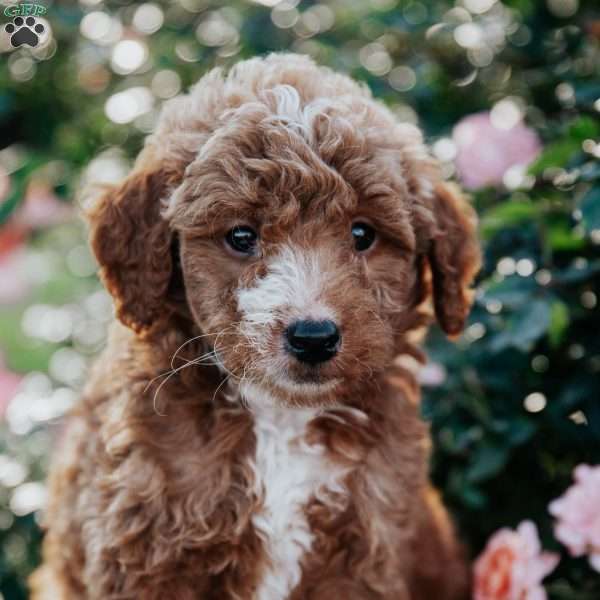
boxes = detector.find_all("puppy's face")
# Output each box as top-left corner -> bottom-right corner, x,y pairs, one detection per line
89,86 -> 479,408
165,101 -> 466,407
177,190 -> 413,405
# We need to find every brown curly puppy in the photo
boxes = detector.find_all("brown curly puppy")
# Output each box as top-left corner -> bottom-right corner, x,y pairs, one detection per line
30,53 -> 480,600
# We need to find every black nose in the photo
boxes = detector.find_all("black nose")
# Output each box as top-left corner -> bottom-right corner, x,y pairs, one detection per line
285,320 -> 340,364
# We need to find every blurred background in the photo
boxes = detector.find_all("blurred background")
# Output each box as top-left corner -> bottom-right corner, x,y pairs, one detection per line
0,0 -> 599,598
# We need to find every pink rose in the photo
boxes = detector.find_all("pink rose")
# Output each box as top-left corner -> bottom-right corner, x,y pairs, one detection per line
549,464 -> 600,572
474,521 -> 559,600
453,111 -> 541,190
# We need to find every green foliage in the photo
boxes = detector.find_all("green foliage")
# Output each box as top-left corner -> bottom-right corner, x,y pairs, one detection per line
580,187 -> 600,231
0,0 -> 599,598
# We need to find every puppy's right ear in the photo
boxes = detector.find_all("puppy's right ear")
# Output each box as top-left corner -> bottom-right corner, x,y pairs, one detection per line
86,164 -> 179,334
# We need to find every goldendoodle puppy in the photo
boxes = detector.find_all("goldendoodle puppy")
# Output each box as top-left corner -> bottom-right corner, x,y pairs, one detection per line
31,53 -> 480,600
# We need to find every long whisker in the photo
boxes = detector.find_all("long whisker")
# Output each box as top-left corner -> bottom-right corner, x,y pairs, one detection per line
211,372 -> 232,404
170,326 -> 236,370
147,320 -> 262,414
149,352 -> 221,416
147,325 -> 240,394
144,349 -> 219,393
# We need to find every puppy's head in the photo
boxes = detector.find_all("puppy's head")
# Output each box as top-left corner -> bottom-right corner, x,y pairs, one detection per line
88,54 -> 480,407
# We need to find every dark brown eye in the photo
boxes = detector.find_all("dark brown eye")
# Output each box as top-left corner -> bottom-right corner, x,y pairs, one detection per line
225,226 -> 258,255
351,222 -> 376,252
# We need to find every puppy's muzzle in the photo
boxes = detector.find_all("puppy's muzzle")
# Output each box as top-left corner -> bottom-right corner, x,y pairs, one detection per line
284,319 -> 340,365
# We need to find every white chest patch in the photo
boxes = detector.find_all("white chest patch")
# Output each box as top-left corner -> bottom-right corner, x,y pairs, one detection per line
241,383 -> 349,600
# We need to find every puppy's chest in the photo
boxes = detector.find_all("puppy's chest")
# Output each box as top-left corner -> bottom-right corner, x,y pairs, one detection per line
249,405 -> 350,600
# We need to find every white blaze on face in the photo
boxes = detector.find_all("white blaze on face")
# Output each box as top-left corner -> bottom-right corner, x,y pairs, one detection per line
237,245 -> 335,339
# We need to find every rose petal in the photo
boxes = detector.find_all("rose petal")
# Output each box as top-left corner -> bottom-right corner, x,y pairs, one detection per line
474,521 -> 556,600
589,553 -> 600,573
549,465 -> 600,565
452,111 -> 541,190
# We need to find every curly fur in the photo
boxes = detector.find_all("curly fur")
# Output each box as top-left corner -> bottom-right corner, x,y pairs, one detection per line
31,53 -> 480,600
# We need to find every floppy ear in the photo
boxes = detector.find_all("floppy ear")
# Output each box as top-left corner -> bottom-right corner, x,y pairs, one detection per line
427,182 -> 481,337
87,164 -> 179,334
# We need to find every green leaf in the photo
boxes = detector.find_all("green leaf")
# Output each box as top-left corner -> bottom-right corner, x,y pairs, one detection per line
580,161 -> 600,182
568,116 -> 600,142
488,299 -> 552,353
579,186 -> 600,233
529,140 -> 580,175
448,470 -> 487,509
466,442 -> 511,483
548,300 -> 569,348
554,259 -> 600,284
480,200 -> 537,238
505,418 -> 537,446
547,220 -> 586,251
482,276 -> 537,310
574,82 -> 600,107
459,484 -> 487,509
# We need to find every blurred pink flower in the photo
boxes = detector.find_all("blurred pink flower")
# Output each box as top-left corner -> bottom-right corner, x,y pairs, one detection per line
17,182 -> 73,229
0,353 -> 21,419
418,361 -> 447,387
0,248 -> 30,304
453,112 -> 541,190
474,521 -> 559,600
549,464 -> 600,572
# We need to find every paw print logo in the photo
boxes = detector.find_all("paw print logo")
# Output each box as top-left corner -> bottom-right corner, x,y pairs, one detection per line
5,16 -> 45,48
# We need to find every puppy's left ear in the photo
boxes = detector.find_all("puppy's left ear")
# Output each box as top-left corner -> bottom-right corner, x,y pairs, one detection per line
427,182 -> 481,337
